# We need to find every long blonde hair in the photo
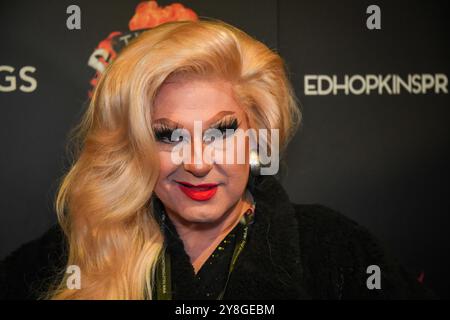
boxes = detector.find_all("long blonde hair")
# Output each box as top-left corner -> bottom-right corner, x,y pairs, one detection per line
48,18 -> 302,299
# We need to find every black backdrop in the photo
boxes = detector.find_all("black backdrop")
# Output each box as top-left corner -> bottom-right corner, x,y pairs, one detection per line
1,0 -> 449,298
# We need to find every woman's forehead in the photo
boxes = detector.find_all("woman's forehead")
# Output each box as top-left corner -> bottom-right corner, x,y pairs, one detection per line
152,77 -> 245,122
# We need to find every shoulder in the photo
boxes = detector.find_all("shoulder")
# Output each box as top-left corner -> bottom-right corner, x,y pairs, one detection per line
292,203 -> 378,256
0,224 -> 67,300
291,203 -> 437,299
293,203 -> 361,238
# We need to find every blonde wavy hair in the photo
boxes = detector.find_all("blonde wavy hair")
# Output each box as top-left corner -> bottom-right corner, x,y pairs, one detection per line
48,18 -> 302,299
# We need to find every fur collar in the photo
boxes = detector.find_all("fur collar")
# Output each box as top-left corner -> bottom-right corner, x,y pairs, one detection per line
222,175 -> 310,299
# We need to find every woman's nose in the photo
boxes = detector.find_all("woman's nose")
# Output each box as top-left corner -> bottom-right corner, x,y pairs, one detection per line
182,137 -> 213,177
183,161 -> 213,177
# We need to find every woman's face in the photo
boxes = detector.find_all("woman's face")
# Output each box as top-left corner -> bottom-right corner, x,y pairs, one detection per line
152,76 -> 250,224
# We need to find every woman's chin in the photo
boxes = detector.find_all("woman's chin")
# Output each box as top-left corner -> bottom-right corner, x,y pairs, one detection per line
180,211 -> 223,224
167,205 -> 224,224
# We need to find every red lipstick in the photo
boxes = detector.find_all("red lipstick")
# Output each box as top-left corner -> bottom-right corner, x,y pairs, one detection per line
175,181 -> 219,201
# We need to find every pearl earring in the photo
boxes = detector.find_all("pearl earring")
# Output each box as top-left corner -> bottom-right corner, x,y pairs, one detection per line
249,149 -> 261,176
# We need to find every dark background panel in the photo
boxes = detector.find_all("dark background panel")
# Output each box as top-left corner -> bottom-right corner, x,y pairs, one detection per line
279,0 -> 450,298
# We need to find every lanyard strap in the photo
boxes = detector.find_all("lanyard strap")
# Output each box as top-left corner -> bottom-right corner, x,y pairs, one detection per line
156,210 -> 254,300
216,215 -> 251,300
156,246 -> 172,300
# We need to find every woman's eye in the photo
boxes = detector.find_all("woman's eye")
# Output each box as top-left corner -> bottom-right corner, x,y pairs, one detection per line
203,128 -> 234,144
171,133 -> 184,143
165,135 -> 184,144
203,130 -> 220,144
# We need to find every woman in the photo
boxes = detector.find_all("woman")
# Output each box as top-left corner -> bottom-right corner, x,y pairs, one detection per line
0,19 -> 434,300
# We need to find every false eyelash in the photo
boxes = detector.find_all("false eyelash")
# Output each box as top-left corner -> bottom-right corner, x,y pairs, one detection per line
153,124 -> 182,143
212,117 -> 240,133
203,117 -> 240,144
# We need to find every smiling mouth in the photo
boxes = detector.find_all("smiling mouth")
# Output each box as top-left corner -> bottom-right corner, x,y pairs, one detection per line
175,180 -> 219,201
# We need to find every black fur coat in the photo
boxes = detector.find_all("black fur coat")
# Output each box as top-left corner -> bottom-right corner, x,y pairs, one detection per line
0,176 -> 435,299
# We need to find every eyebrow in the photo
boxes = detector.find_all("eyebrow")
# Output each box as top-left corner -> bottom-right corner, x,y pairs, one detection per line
152,111 -> 236,128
